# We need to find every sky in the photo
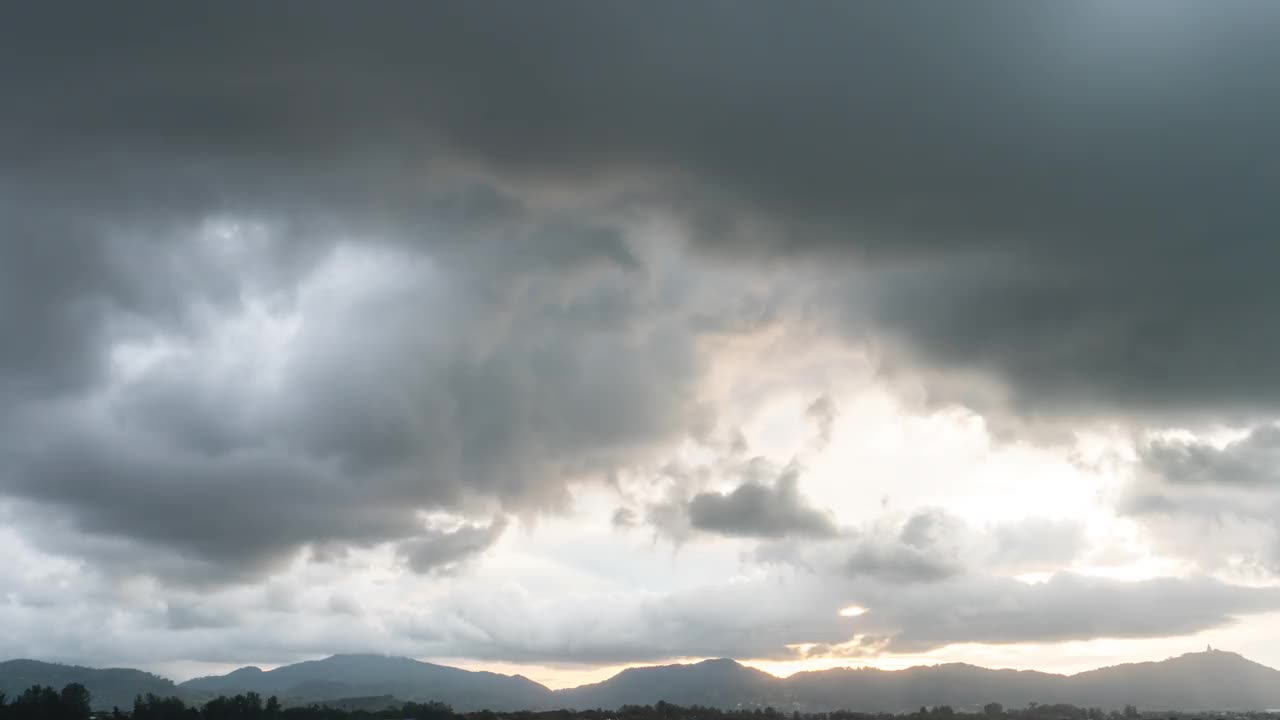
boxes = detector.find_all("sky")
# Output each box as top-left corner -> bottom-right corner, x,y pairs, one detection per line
4,0 -> 1280,689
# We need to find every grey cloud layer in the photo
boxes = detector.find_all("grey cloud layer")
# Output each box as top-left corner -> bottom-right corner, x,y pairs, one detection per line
869,573 -> 1280,654
1,501 -> 1271,668
418,571 -> 1280,663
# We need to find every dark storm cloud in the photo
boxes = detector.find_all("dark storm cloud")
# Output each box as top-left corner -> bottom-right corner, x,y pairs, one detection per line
2,3 -> 737,584
8,1 -> 1280,420
4,418 -> 418,577
0,79 -> 710,582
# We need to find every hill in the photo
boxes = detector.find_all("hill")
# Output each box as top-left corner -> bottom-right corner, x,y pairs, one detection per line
1062,649 -> 1280,711
178,654 -> 552,711
0,659 -> 180,711
781,663 -> 1064,712
556,658 -> 782,709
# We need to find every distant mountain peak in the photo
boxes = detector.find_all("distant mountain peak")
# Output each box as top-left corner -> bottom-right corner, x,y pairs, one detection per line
1170,647 -> 1258,667
698,657 -> 743,666
1080,647 -> 1256,675
1187,647 -> 1243,658
610,657 -> 753,680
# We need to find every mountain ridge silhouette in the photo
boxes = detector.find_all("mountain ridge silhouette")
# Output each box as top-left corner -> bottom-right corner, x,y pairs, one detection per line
5,649 -> 1276,712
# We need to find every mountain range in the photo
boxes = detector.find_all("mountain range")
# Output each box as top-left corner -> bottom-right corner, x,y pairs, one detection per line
5,650 -> 1279,713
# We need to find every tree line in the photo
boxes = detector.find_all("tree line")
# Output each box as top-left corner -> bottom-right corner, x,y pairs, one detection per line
2,684 -> 1275,720
0,685 -> 92,720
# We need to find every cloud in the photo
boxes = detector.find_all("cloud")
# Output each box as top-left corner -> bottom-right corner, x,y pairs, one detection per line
639,459 -> 838,541
398,517 -> 509,575
806,395 -> 837,450
988,517 -> 1086,575
847,511 -> 1084,582
0,214 -> 717,584
842,547 -> 960,585
0,503 -> 1272,670
864,573 -> 1280,654
687,464 -> 838,539
843,509 -> 970,583
327,594 -> 363,617
611,508 -> 639,529
1141,425 -> 1280,487
167,602 -> 240,631
1122,425 -> 1280,576
421,569 -> 1280,664
756,510 -> 1085,584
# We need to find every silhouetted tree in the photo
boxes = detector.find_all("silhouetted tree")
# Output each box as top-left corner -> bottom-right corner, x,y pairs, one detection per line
59,684 -> 90,720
